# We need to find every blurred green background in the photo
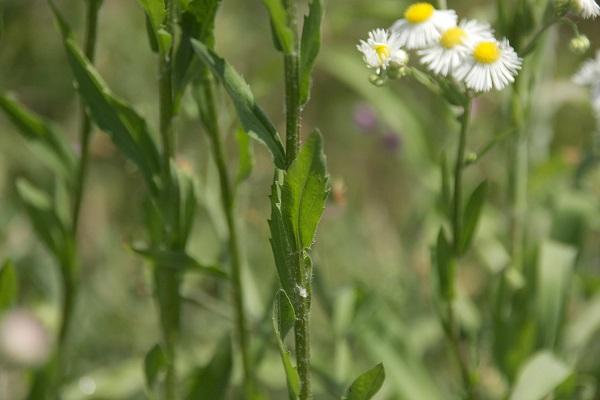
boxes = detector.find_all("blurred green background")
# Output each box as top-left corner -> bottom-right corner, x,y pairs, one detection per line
0,0 -> 599,398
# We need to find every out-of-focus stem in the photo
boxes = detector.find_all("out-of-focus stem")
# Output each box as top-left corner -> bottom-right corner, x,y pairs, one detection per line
199,75 -> 254,396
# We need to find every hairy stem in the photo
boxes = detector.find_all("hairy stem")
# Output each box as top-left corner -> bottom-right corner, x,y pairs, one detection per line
282,1 -> 312,398
199,76 -> 254,396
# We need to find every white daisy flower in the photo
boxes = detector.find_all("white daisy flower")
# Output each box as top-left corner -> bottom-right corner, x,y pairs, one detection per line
418,19 -> 494,77
573,50 -> 600,86
357,29 -> 409,73
573,0 -> 600,19
455,39 -> 522,92
391,2 -> 457,49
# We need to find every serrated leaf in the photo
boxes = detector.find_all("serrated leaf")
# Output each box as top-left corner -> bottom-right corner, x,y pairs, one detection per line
191,40 -> 286,169
0,94 -> 75,175
343,363 -> 385,400
50,4 -> 162,193
144,344 -> 167,389
0,260 -> 18,310
299,0 -> 322,105
235,127 -> 254,184
460,180 -> 487,254
536,240 -> 576,349
282,130 -> 329,250
130,244 -> 229,280
272,289 -> 300,399
261,0 -> 294,54
269,175 -> 297,301
186,335 -> 232,400
509,352 -> 571,400
434,228 -> 455,301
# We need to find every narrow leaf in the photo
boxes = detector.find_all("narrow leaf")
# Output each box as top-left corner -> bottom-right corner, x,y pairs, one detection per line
50,4 -> 162,192
0,94 -> 75,174
131,244 -> 229,280
282,130 -> 329,250
0,260 -> 18,310
137,0 -> 166,33
299,0 -> 323,105
144,344 -> 167,389
186,335 -> 232,400
343,363 -> 386,400
236,127 -> 254,184
434,229 -> 455,301
261,0 -> 294,54
191,40 -> 286,169
509,352 -> 571,400
272,289 -> 300,399
460,181 -> 488,254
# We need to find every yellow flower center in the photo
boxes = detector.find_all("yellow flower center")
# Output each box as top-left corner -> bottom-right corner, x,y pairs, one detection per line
374,44 -> 391,61
473,41 -> 501,64
404,3 -> 435,24
440,27 -> 465,49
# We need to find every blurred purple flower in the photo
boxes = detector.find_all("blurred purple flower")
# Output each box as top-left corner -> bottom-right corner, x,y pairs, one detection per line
353,103 -> 378,133
381,131 -> 402,152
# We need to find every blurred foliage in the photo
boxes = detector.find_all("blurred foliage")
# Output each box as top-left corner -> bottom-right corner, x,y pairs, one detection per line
0,0 -> 598,399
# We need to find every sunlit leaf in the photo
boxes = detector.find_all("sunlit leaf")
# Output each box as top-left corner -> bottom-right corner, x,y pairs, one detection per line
509,351 -> 571,400
281,130 -> 329,250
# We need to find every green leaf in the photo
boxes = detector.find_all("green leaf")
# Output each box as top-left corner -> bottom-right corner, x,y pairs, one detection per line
137,0 -> 166,53
0,260 -> 18,310
282,130 -> 329,250
144,344 -> 167,389
186,335 -> 232,400
439,152 -> 451,218
130,244 -> 229,280
261,0 -> 294,54
269,175 -> 297,301
299,0 -> 323,105
272,289 -> 300,399
50,4 -> 162,193
536,240 -> 576,348
16,179 -> 71,263
509,351 -> 571,400
236,127 -> 254,184
343,363 -> 385,400
191,40 -> 286,169
460,180 -> 488,254
433,228 -> 455,301
0,93 -> 75,175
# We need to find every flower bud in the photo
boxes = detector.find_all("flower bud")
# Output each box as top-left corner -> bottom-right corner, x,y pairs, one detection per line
369,74 -> 386,87
570,35 -> 591,54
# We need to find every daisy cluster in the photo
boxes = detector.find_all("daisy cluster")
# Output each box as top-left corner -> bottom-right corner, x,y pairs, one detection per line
357,2 -> 524,93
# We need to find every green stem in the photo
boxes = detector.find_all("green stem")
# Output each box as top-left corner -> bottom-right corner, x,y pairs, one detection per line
508,77 -> 527,272
282,1 -> 312,398
156,1 -> 178,398
447,100 -> 478,399
199,76 -> 254,396
72,0 -> 101,232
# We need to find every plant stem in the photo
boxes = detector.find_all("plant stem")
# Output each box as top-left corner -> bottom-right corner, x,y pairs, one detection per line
199,76 -> 254,396
157,1 -> 178,398
447,100 -> 478,399
282,1 -> 312,398
508,77 -> 527,272
72,0 -> 101,232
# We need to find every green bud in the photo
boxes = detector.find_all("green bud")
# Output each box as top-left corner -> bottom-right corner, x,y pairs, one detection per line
369,74 -> 386,87
569,35 -> 590,54
553,0 -> 572,16
465,152 -> 478,165
387,65 -> 408,80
